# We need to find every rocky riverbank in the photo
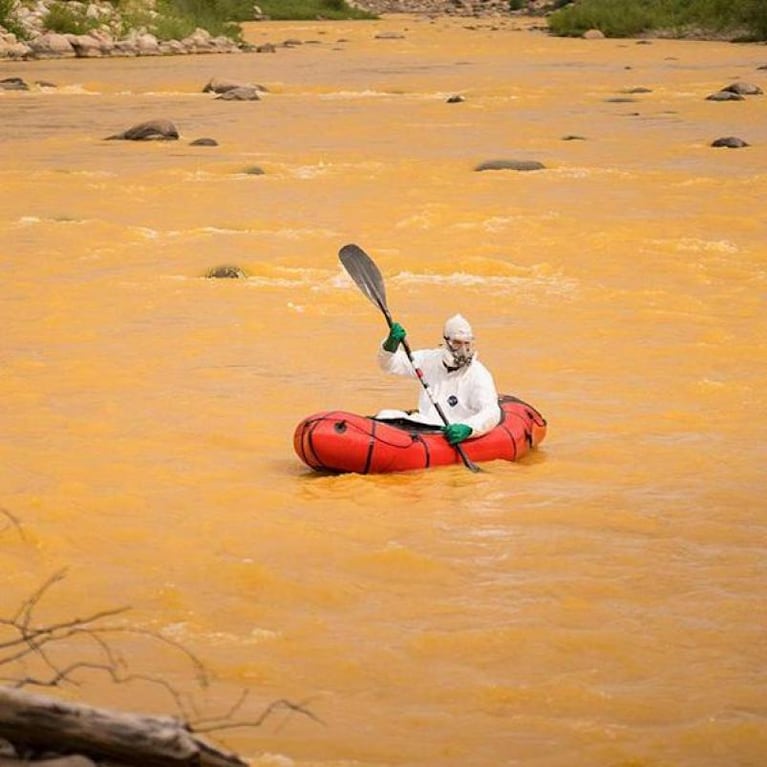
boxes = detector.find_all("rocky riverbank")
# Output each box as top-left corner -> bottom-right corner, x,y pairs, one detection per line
0,0 -> 241,60
347,0 -> 534,17
0,0 -> 246,59
0,0 -> 561,60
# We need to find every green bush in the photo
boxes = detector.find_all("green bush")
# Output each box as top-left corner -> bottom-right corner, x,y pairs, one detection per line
548,0 -> 767,40
151,0 -> 250,40
44,1 -> 102,35
110,0 -> 251,40
548,0 -> 659,37
162,0 -> 253,22
0,0 -> 27,39
736,0 -> 767,39
0,0 -> 13,25
255,0 -> 376,20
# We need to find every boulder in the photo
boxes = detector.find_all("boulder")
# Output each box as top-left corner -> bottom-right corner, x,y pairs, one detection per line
722,81 -> 763,95
135,33 -> 160,55
67,33 -> 105,57
28,33 -> 75,58
0,33 -> 32,60
160,40 -> 187,55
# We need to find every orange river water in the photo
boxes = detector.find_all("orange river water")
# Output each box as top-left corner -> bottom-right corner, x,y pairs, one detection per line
1,14 -> 766,767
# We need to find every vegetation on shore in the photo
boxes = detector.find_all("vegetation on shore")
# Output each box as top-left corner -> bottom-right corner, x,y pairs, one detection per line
2,0 -> 765,43
255,0 -> 376,21
547,0 -> 767,42
131,0 -> 254,40
0,0 -> 375,43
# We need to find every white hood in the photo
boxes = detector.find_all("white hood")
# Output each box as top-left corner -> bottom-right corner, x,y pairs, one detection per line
443,314 -> 473,341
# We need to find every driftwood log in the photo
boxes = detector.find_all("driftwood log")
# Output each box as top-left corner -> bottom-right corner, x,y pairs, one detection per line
0,687 -> 246,767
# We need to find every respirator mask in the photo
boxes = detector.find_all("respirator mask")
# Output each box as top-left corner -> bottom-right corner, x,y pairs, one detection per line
441,314 -> 475,370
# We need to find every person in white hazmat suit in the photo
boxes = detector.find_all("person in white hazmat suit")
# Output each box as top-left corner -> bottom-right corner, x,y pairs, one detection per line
375,314 -> 502,445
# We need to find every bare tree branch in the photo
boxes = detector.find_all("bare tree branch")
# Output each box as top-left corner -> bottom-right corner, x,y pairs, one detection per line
1,541 -> 322,752
3,662 -> 190,713
107,626 -> 210,687
190,697 -> 326,734
12,568 -> 68,626
0,607 -> 131,650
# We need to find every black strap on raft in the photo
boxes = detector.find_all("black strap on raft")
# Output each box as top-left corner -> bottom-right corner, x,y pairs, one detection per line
363,420 -> 378,474
498,394 -> 546,449
297,415 -> 330,471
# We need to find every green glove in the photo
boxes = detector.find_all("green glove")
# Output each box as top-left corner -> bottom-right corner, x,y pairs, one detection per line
383,322 -> 407,352
442,423 -> 473,444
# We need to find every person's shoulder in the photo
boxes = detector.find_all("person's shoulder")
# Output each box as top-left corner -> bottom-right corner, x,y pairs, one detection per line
471,357 -> 492,373
469,358 -> 496,381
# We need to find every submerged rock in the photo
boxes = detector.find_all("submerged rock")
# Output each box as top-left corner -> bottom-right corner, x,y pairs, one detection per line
215,86 -> 261,101
706,90 -> 745,101
711,136 -> 749,148
203,77 -> 267,94
0,77 -> 28,90
105,119 -> 179,140
206,265 -> 248,279
474,159 -> 545,172
203,77 -> 232,93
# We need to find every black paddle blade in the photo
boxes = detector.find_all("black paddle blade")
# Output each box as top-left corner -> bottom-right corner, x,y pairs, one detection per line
339,243 -> 390,320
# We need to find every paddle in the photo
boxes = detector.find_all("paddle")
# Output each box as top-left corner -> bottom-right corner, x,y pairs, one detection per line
339,243 -> 481,473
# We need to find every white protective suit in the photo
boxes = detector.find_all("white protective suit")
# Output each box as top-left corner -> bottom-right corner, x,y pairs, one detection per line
375,332 -> 502,438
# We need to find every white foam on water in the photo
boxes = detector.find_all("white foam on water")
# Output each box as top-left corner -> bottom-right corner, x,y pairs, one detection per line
670,238 -> 739,254
319,89 -> 397,100
394,268 -> 579,296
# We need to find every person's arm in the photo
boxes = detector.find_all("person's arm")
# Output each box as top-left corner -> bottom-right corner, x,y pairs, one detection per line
382,322 -> 405,352
453,367 -> 502,438
377,322 -> 420,377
